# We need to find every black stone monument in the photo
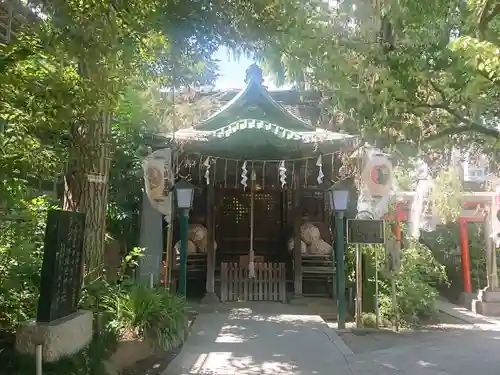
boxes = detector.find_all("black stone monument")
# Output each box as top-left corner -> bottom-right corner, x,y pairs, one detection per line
36,210 -> 85,323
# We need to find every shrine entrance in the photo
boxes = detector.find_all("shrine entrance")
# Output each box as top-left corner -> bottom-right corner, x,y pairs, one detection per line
215,187 -> 289,302
215,188 -> 287,261
164,64 -> 360,303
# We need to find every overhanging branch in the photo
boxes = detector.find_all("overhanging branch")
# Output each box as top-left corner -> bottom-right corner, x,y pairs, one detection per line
422,123 -> 500,143
404,94 -> 500,143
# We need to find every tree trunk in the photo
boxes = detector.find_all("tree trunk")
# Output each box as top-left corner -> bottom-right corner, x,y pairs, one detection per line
64,111 -> 111,279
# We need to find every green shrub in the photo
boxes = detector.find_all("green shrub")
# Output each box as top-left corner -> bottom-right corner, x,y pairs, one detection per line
364,235 -> 447,327
0,196 -> 52,332
382,241 -> 446,325
360,312 -> 378,328
101,284 -> 187,350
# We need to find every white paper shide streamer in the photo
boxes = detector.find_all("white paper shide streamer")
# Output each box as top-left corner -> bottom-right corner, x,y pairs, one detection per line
279,160 -> 287,188
203,157 -> 211,185
241,161 -> 248,189
316,155 -> 324,184
409,178 -> 437,238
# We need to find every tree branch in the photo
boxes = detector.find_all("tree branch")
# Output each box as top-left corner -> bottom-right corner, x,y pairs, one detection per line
422,123 -> 500,143
484,2 -> 500,27
403,84 -> 500,143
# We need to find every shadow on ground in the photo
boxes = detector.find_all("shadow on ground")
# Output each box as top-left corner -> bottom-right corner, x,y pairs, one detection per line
337,312 -> 500,375
163,302 -> 353,375
163,302 -> 500,375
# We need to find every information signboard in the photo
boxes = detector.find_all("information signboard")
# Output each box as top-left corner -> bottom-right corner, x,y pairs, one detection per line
346,219 -> 386,244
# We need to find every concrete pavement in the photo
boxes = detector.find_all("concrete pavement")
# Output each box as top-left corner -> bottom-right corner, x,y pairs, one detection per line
346,326 -> 500,375
163,303 -> 354,375
162,302 -> 500,375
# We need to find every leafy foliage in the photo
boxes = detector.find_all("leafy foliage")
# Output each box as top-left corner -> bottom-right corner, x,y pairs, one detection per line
432,167 -> 464,224
364,237 -> 447,326
422,223 -> 487,298
0,196 -> 54,332
256,0 -> 500,158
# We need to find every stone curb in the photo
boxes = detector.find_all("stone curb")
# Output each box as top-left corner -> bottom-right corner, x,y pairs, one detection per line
436,299 -> 500,326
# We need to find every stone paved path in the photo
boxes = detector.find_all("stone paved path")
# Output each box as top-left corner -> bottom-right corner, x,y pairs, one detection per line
162,303 -> 354,375
162,302 -> 500,375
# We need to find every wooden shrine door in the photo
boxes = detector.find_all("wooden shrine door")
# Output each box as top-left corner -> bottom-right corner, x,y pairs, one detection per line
215,188 -> 284,259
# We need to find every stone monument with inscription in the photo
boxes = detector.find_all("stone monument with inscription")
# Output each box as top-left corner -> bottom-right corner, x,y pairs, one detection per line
15,210 -> 93,362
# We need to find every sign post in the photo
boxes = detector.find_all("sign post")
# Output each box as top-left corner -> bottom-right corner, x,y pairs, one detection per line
385,237 -> 401,331
347,219 -> 386,328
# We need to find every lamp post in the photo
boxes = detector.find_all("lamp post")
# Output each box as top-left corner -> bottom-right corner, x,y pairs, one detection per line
327,186 -> 349,329
173,179 -> 195,297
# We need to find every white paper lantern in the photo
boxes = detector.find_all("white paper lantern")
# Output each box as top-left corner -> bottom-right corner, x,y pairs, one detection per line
362,154 -> 393,197
142,148 -> 174,219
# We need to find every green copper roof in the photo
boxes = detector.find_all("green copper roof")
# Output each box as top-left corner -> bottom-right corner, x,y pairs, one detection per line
175,119 -> 357,144
194,64 -> 314,132
170,119 -> 359,160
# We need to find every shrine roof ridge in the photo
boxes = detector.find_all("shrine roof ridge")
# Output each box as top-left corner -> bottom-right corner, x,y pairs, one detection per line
194,64 -> 316,132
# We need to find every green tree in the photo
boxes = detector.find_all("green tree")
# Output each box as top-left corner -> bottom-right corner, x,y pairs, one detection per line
13,0 -> 291,277
254,0 -> 500,155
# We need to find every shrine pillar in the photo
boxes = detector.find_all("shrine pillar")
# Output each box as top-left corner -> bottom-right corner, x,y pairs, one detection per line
293,174 -> 303,297
469,197 -> 500,316
484,200 -> 499,291
459,218 -> 472,293
202,184 -> 219,304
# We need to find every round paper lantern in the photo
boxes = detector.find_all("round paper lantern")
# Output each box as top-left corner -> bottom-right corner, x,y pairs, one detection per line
362,155 -> 393,197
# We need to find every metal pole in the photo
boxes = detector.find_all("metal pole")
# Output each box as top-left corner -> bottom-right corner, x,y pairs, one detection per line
35,344 -> 42,375
355,244 -> 363,328
392,272 -> 399,331
375,247 -> 380,328
335,211 -> 346,329
164,196 -> 175,289
178,209 -> 189,296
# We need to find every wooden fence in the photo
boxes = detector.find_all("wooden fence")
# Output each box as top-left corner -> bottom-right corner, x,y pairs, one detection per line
220,262 -> 287,302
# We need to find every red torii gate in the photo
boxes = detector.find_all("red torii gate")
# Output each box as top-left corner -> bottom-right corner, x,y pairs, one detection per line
386,191 -> 497,294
